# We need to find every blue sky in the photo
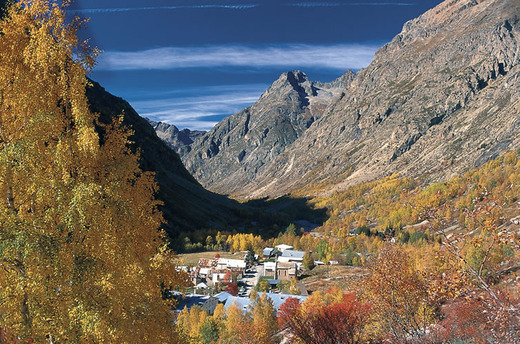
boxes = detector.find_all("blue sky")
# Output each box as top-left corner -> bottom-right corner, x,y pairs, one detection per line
69,0 -> 444,131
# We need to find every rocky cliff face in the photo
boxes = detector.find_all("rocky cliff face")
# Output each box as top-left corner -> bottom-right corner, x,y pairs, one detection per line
181,70 -> 355,195
148,120 -> 205,155
180,0 -> 520,199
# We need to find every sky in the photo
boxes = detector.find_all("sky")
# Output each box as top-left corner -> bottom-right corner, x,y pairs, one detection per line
68,0 -> 444,131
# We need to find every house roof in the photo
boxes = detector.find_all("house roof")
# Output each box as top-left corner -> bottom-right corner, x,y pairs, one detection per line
217,258 -> 246,269
262,247 -> 274,256
214,291 -> 232,303
280,250 -> 305,259
275,244 -> 294,251
224,293 -> 307,313
175,294 -> 210,311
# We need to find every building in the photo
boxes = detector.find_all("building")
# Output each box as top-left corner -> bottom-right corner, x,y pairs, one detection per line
202,291 -> 232,315
263,261 -> 297,281
262,247 -> 274,258
278,250 -> 305,263
275,244 -> 293,253
217,258 -> 246,271
224,292 -> 307,313
264,261 -> 277,278
276,262 -> 297,281
193,257 -> 246,287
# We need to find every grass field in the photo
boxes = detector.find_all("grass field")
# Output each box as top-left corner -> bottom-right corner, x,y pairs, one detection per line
177,251 -> 243,266
299,265 -> 369,293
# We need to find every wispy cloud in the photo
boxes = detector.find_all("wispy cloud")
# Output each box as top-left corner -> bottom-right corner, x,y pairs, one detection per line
69,4 -> 258,14
96,44 -> 379,72
288,2 -> 414,7
70,2 -> 414,13
130,84 -> 268,131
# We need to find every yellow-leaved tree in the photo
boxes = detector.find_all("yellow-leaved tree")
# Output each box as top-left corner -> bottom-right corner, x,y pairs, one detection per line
0,0 -> 189,342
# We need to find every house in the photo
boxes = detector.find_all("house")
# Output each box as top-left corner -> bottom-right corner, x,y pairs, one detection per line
276,262 -> 297,281
193,257 -> 246,287
189,271 -> 202,286
202,297 -> 219,315
224,292 -> 307,313
262,247 -> 274,258
264,262 -> 277,277
196,282 -> 208,289
202,291 -> 232,315
275,244 -> 293,253
216,258 -> 246,271
263,261 -> 297,280
278,250 -> 305,263
198,258 -> 218,269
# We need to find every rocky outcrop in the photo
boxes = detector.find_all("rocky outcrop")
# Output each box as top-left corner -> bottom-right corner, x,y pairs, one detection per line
148,120 -> 205,155
181,0 -> 520,199
181,70 -> 355,195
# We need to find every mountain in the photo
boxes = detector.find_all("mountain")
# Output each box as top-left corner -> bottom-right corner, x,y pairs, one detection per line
181,70 -> 355,196
179,0 -> 520,199
148,120 -> 206,155
86,81 -> 288,248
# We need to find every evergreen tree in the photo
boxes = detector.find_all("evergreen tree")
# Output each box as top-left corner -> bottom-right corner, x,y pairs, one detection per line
0,1 -> 188,342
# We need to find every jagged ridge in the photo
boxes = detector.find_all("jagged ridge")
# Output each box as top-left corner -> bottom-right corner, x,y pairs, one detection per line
180,70 -> 355,195
175,0 -> 520,199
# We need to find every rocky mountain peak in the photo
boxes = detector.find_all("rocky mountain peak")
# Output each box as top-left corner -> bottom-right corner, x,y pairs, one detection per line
179,71 -> 352,195
175,0 -> 520,199
148,120 -> 205,155
259,70 -> 313,105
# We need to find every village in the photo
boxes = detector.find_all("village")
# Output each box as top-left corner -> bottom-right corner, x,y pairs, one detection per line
174,244 -> 317,315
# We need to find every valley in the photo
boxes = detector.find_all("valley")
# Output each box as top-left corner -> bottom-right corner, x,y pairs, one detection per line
1,0 -> 520,342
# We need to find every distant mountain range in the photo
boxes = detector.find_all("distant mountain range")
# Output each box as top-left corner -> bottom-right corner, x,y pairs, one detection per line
153,0 -> 520,199
148,120 -> 206,156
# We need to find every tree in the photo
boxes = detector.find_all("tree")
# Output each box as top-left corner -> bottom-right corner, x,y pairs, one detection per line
0,1 -> 189,342
316,240 -> 330,262
361,246 -> 435,342
225,282 -> 238,296
200,318 -> 220,344
218,302 -> 249,344
251,294 -> 278,344
285,223 -> 297,236
302,252 -> 315,270
176,306 -> 208,344
279,293 -> 370,344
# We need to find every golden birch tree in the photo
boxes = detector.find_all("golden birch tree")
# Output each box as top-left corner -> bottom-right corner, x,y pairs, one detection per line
0,0 -> 188,342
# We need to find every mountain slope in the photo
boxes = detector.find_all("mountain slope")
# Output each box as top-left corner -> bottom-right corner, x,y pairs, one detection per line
86,81 -> 274,245
181,70 -> 355,195
182,0 -> 520,199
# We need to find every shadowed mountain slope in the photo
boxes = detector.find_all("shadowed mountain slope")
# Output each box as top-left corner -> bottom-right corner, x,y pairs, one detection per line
86,81 -> 282,246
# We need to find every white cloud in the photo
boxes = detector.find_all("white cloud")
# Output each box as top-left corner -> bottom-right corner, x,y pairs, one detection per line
288,2 -> 414,7
130,84 -> 269,131
96,44 -> 380,72
69,5 -> 259,14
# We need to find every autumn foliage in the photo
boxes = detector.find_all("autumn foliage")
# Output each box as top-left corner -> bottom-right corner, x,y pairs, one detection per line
0,0 -> 189,342
278,291 -> 370,344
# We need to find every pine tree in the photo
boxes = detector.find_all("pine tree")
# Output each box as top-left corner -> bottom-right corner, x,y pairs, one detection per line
0,1 -> 188,342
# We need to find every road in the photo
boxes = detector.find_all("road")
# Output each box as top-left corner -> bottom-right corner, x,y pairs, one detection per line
241,263 -> 264,297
